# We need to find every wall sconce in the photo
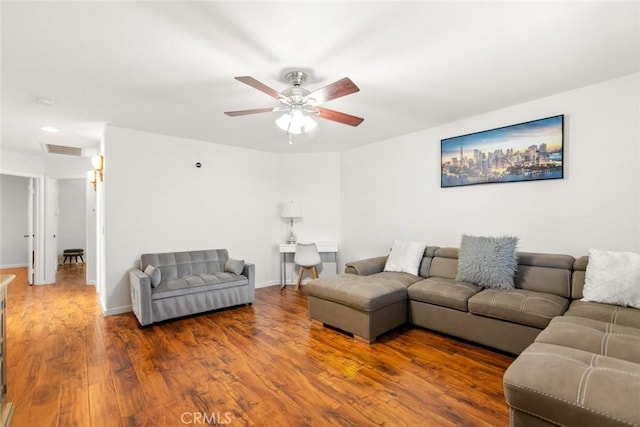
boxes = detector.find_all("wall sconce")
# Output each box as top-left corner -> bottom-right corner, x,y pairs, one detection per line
87,170 -> 97,191
91,155 -> 104,181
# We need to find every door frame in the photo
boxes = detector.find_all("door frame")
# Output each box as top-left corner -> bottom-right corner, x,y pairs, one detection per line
27,178 -> 34,284
44,177 -> 58,284
0,172 -> 47,284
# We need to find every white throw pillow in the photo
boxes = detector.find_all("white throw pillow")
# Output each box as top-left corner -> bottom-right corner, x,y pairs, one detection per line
383,240 -> 427,276
582,248 -> 640,309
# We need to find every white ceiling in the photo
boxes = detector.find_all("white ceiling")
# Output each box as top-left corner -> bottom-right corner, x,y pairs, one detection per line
2,1 -> 639,156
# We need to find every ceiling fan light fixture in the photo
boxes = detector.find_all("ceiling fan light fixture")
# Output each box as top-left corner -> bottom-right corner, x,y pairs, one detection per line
276,110 -> 317,135
276,113 -> 295,133
290,110 -> 305,130
303,115 -> 317,132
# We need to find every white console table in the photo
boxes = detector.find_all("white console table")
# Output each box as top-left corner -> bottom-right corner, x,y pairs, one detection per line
279,242 -> 339,289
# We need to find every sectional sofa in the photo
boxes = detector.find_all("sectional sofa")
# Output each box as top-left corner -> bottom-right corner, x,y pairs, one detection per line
307,245 -> 640,426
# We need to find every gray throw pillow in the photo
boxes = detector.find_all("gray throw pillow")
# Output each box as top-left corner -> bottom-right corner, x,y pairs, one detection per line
225,258 -> 245,275
143,264 -> 161,287
456,235 -> 518,289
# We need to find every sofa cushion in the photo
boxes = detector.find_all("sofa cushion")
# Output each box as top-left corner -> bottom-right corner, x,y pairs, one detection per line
513,252 -> 574,298
468,288 -> 569,328
408,278 -> 481,312
571,256 -> 588,299
428,248 -> 459,279
504,342 -> 640,427
456,235 -> 518,289
306,274 -> 411,312
370,271 -> 423,288
151,272 -> 248,300
384,240 -> 427,276
564,300 -> 640,329
582,248 -> 640,309
535,316 -> 640,363
141,249 -> 229,281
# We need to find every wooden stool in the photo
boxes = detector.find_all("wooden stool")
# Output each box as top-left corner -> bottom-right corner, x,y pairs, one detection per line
63,249 -> 84,264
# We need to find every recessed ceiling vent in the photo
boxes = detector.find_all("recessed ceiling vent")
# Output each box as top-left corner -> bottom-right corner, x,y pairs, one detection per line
43,144 -> 83,157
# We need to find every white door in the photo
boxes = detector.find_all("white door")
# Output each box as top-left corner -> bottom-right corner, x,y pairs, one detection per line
27,178 -> 34,284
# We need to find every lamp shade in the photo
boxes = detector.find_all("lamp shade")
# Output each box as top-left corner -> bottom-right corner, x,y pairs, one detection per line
281,201 -> 302,219
275,111 -> 317,135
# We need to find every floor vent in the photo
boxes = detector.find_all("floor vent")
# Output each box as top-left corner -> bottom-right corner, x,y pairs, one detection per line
43,144 -> 84,157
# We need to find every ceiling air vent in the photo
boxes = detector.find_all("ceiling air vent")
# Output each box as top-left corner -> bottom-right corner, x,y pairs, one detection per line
43,144 -> 84,157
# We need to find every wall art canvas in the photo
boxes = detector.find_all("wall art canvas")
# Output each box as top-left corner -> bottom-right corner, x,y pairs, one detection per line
441,115 -> 564,188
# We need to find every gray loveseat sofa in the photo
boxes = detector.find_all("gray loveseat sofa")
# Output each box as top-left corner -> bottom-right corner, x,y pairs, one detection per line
129,249 -> 254,326
307,246 -> 640,426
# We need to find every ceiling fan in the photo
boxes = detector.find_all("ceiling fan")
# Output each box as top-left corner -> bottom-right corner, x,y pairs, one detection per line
224,71 -> 364,137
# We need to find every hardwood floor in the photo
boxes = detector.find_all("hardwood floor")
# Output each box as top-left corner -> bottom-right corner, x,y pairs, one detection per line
2,265 -> 514,426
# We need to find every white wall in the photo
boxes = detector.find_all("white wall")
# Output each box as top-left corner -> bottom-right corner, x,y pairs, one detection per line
86,182 -> 97,284
0,150 -> 46,175
100,127 -> 342,314
277,152 -> 341,282
0,174 -> 30,267
341,73 -> 640,266
57,179 -> 86,264
46,155 -> 93,177
0,150 -> 90,178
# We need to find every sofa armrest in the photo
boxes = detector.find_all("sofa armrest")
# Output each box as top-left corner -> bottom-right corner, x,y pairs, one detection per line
345,256 -> 388,276
129,268 -> 153,326
242,262 -> 255,303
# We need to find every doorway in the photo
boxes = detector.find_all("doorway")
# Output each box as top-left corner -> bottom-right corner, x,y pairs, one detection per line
0,173 -> 96,286
0,175 -> 32,272
0,173 -> 46,284
57,178 -> 86,272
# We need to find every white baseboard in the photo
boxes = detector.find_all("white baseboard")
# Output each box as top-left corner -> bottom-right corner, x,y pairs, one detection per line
0,263 -> 27,269
255,280 -> 280,289
255,280 -> 310,289
102,305 -> 132,316
99,296 -> 132,316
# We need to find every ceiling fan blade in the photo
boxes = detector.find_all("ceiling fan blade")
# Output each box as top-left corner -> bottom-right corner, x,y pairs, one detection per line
308,77 -> 360,104
234,76 -> 281,100
316,107 -> 364,127
224,107 -> 275,117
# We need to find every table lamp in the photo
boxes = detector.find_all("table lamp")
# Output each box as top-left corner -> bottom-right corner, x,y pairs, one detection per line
281,201 -> 302,244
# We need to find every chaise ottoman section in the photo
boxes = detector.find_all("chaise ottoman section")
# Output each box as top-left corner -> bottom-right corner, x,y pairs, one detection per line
504,342 -> 640,427
307,273 -> 414,343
